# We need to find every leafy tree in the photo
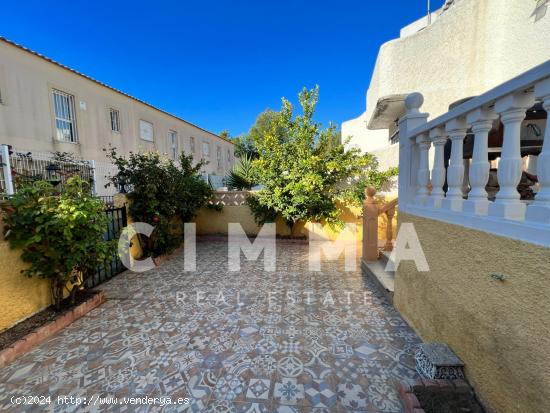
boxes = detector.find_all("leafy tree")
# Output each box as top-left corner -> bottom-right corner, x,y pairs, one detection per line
219,130 -> 231,140
345,164 -> 399,204
233,135 -> 257,159
105,147 -> 212,257
2,177 -> 114,310
233,110 -> 286,159
248,86 -> 377,229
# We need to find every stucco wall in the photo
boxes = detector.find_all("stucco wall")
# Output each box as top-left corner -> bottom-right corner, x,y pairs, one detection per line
195,203 -> 364,241
344,0 -> 550,155
0,235 -> 50,333
394,212 -> 550,413
195,201 -> 396,243
0,39 -> 235,180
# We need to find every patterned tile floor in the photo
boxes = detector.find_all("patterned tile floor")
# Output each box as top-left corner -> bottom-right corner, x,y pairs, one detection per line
0,241 -> 421,412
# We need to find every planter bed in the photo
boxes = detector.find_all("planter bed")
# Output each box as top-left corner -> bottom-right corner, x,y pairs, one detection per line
398,379 -> 485,413
0,290 -> 105,367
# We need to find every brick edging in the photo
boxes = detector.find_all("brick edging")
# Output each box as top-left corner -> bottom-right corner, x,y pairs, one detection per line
398,381 -> 425,413
0,291 -> 106,368
398,379 -> 472,413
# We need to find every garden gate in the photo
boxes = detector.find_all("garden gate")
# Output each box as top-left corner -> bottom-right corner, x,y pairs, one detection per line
85,206 -> 128,288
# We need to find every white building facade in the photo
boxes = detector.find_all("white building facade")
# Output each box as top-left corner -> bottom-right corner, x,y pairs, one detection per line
0,37 -> 235,195
343,0 -> 550,176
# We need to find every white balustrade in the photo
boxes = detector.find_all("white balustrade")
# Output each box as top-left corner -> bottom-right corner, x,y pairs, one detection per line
488,91 -> 535,220
463,108 -> 497,215
428,128 -> 447,208
441,118 -> 468,212
526,78 -> 550,224
415,134 -> 431,205
397,59 -> 550,247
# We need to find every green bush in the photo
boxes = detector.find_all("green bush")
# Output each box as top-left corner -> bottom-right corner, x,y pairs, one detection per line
1,177 -> 114,310
105,147 -> 212,257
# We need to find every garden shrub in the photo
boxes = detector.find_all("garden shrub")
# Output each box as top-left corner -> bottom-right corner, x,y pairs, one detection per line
1,177 -> 114,310
105,148 -> 212,257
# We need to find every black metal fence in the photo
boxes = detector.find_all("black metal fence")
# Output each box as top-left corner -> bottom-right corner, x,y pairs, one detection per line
1,150 -> 94,194
85,206 -> 128,289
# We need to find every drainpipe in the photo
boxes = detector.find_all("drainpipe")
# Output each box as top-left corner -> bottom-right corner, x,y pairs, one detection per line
427,0 -> 432,25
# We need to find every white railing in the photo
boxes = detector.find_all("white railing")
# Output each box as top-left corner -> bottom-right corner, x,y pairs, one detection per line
398,60 -> 550,246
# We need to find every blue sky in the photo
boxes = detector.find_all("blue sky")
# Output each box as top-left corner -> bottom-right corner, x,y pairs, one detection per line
2,0 -> 444,137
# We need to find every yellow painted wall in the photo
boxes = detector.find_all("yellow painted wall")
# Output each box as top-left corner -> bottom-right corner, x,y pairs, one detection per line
394,212 -> 550,413
0,235 -> 51,333
194,200 -> 396,242
195,204 -> 361,240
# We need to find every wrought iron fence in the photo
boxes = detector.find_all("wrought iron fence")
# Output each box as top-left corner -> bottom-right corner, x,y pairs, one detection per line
0,147 -> 94,194
85,206 -> 128,289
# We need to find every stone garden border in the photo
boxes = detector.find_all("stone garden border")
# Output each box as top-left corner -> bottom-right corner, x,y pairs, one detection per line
0,291 -> 105,368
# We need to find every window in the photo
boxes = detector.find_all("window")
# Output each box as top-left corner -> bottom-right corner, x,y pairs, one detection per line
109,108 -> 121,132
52,89 -> 78,143
169,130 -> 178,160
217,146 -> 222,169
140,120 -> 154,141
202,142 -> 210,158
227,148 -> 231,164
190,137 -> 196,154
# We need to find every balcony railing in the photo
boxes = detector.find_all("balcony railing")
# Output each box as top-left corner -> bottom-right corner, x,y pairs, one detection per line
398,60 -> 550,246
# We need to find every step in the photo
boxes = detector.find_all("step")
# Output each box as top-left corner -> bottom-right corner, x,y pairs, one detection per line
379,250 -> 394,266
361,257 -> 395,303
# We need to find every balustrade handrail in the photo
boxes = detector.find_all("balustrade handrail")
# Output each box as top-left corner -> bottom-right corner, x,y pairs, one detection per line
379,198 -> 398,215
398,59 -> 550,247
408,59 -> 550,139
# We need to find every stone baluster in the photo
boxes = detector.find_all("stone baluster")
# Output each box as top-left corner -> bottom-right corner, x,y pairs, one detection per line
462,159 -> 471,197
527,78 -> 550,224
442,118 -> 468,212
429,128 -> 447,208
384,207 -> 396,251
489,91 -> 535,220
463,108 -> 497,215
362,186 -> 379,262
415,133 -> 431,205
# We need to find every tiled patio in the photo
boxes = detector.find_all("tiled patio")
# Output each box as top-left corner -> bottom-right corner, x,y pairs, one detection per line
0,241 -> 421,412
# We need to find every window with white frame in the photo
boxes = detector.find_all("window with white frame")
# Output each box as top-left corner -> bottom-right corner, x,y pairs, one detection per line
202,142 -> 210,158
139,120 -> 154,141
169,130 -> 178,160
52,89 -> 78,143
109,108 -> 121,132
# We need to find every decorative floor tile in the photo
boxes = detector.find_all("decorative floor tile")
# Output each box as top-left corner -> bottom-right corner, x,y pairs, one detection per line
304,379 -> 337,408
277,356 -> 304,378
274,378 -> 305,406
0,242 -> 422,413
336,381 -> 368,410
246,378 -> 271,400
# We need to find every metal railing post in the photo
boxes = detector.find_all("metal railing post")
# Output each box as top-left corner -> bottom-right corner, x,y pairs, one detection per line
1,144 -> 14,195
